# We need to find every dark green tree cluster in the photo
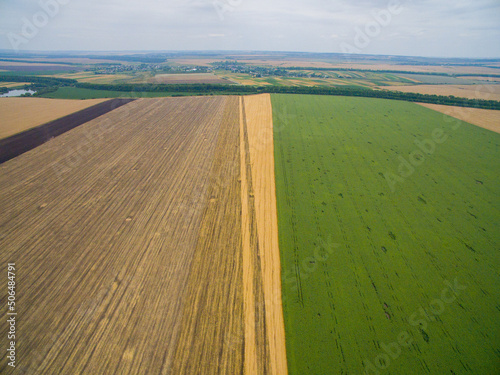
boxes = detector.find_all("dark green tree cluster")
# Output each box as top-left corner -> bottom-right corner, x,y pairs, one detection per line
0,75 -> 76,85
0,75 -> 77,97
74,82 -> 500,110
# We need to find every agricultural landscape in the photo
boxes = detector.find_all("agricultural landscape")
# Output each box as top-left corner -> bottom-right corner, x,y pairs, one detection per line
0,49 -> 499,375
0,94 -> 287,374
272,94 -> 499,374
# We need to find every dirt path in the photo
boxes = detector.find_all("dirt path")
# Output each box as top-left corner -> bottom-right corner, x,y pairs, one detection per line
242,94 -> 288,375
240,97 -> 258,374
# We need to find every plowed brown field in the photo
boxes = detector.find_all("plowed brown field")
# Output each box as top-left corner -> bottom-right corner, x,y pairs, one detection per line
0,95 -> 287,374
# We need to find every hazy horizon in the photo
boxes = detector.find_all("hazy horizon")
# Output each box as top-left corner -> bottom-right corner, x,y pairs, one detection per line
0,0 -> 499,59
1,49 -> 500,62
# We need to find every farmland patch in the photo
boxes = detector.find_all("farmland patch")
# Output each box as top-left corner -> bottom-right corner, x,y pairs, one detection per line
0,97 -> 235,373
152,73 -> 232,84
0,97 -> 109,139
272,94 -> 500,375
383,84 -> 500,101
418,103 -> 500,134
0,95 -> 287,374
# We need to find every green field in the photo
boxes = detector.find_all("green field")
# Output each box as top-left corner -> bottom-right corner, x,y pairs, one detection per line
39,86 -> 247,99
40,87 -> 177,99
272,94 -> 500,374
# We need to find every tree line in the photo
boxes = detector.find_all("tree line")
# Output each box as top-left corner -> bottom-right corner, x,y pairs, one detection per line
1,74 -> 498,110
0,75 -> 76,85
75,82 -> 500,110
0,75 -> 76,96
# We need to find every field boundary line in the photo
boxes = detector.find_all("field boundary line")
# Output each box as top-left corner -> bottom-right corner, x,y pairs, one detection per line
240,96 -> 258,374
244,94 -> 288,375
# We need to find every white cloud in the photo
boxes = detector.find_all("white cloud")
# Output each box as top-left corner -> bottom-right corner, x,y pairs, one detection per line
0,0 -> 498,57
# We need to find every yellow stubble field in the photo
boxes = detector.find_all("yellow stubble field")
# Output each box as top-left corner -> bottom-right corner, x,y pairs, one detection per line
383,84 -> 500,101
0,95 -> 287,374
0,82 -> 30,88
0,98 -> 108,139
418,103 -> 500,133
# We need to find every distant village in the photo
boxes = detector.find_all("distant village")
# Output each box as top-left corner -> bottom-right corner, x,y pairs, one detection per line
87,60 -> 330,79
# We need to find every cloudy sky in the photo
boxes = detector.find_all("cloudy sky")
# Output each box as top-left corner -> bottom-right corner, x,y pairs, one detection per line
0,0 -> 499,58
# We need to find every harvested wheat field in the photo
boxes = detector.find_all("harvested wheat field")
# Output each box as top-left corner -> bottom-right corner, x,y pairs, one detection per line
0,82 -> 30,88
240,94 -> 288,375
333,64 -> 500,75
0,61 -> 74,68
0,99 -> 134,164
418,103 -> 500,133
383,84 -> 500,101
0,97 -> 108,139
459,76 -> 500,82
0,95 -> 286,374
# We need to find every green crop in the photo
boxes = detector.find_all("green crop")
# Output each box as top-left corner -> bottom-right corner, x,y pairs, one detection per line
272,94 -> 500,375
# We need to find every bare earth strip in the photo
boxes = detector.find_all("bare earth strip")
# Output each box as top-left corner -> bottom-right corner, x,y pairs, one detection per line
0,97 -> 108,139
243,94 -> 288,375
418,103 -> 500,134
383,84 -> 500,101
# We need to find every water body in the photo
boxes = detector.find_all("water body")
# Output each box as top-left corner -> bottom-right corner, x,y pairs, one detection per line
0,89 -> 36,97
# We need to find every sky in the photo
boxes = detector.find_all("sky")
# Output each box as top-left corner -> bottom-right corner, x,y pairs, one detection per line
0,0 -> 499,58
